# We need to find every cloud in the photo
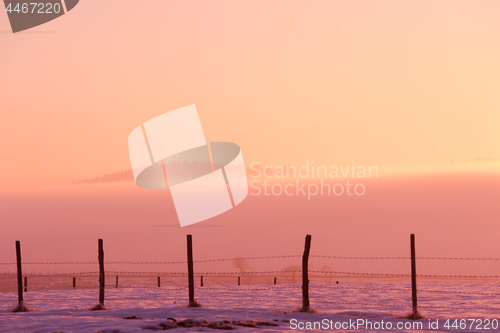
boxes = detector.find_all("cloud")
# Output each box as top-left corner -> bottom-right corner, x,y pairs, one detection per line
73,170 -> 133,184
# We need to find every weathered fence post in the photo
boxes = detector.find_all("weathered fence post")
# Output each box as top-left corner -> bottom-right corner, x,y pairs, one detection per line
115,275 -> 118,288
238,276 -> 240,286
157,276 -> 160,287
187,235 -> 196,306
24,276 -> 27,292
98,238 -> 105,308
302,235 -> 312,312
200,276 -> 203,287
16,241 -> 23,308
410,234 -> 418,319
274,277 -> 277,285
73,277 -> 76,289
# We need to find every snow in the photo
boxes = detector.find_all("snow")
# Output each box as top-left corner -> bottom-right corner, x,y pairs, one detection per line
1,278 -> 499,332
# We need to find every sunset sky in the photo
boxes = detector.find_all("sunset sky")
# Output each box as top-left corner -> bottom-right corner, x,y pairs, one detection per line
0,1 -> 499,275
1,0 -> 500,185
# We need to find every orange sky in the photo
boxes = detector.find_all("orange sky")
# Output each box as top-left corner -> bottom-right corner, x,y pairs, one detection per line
1,0 -> 500,185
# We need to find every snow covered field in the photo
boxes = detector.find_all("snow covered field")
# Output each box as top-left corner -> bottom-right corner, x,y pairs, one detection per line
1,278 -> 499,332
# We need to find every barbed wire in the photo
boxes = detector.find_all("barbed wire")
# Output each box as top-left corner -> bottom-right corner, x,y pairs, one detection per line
0,297 -> 337,305
103,270 -> 297,275
0,272 -> 99,279
313,300 -> 500,311
310,285 -> 500,296
417,274 -> 499,279
1,269 -> 499,279
0,262 -> 95,265
419,305 -> 500,311
310,255 -> 500,261
309,270 -> 500,279
313,300 -> 410,308
0,297 -> 175,302
0,270 -> 277,278
2,297 -> 498,311
304,284 -> 410,293
0,285 -> 302,293
103,285 -> 302,291
103,270 -> 500,278
3,284 -> 498,297
0,297 -> 302,303
0,261 -> 185,265
417,289 -> 500,296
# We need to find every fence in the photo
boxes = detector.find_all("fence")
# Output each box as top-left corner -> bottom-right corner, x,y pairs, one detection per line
1,234 -> 499,317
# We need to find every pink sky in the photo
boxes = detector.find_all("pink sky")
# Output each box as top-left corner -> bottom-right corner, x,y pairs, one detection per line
0,1 -> 499,276
1,175 -> 499,276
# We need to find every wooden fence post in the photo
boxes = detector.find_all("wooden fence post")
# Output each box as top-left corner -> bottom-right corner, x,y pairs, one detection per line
187,235 -> 196,306
73,277 -> 76,289
157,276 -> 160,287
24,276 -> 27,292
200,276 -> 203,287
16,241 -> 23,307
302,235 -> 312,312
274,277 -> 277,285
115,275 -> 118,288
410,234 -> 418,319
98,238 -> 105,308
238,276 -> 240,286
